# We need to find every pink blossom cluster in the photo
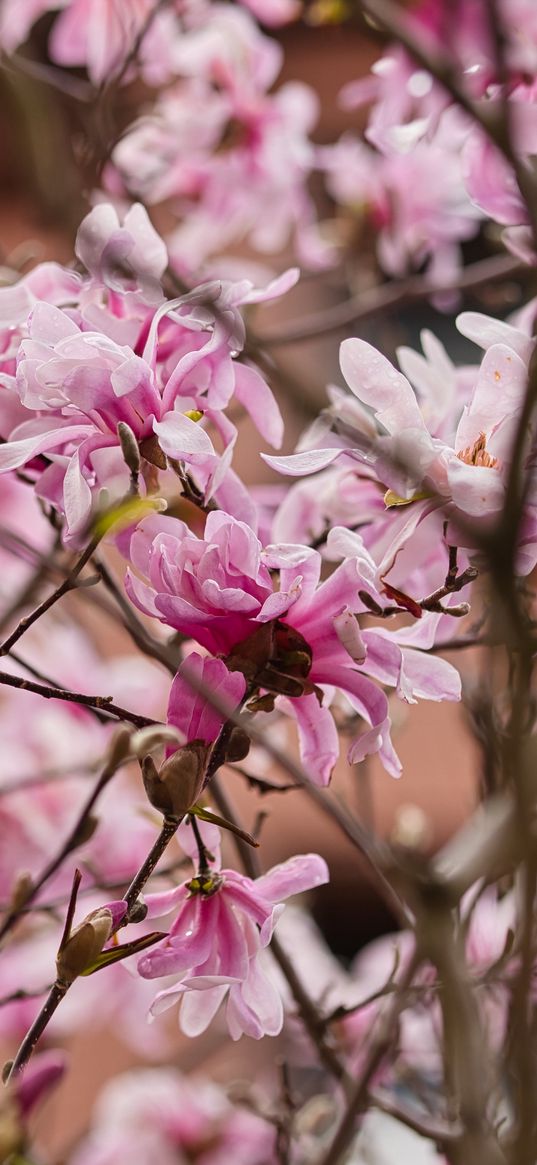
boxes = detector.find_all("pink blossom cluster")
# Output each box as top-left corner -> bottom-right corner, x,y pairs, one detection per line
106,3 -> 328,275
0,202 -> 292,544
322,0 -> 537,281
0,0 -> 299,87
69,1067 -> 277,1165
266,302 -> 537,585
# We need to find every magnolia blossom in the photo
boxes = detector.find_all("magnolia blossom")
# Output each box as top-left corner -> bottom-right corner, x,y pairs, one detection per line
106,3 -> 329,274
462,83 -> 537,262
0,0 -> 176,84
126,511 -> 460,781
0,205 -> 290,541
70,1067 -> 276,1165
265,311 -> 537,575
0,0 -> 300,87
138,851 -> 329,1040
322,108 -> 480,290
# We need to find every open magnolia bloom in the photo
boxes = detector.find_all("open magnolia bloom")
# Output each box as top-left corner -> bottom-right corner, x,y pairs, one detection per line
264,307 -> 537,577
125,511 -> 460,782
139,846 -> 329,1040
0,204 -> 291,542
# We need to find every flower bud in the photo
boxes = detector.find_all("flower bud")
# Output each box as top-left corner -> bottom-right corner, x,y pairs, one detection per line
142,741 -> 209,820
117,422 -> 141,477
56,908 -> 114,987
223,726 -> 251,764
131,725 -> 182,757
106,726 -> 134,771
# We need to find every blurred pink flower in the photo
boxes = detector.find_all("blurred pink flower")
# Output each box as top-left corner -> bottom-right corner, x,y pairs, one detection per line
70,1066 -> 276,1165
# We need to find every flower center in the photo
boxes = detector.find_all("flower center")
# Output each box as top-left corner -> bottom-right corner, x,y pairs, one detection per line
187,872 -> 224,897
457,432 -> 500,470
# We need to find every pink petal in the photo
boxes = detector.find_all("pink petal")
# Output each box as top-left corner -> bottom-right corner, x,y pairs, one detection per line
255,853 -> 329,903
179,983 -> 228,1037
62,450 -> 93,536
153,413 -> 215,458
262,448 -> 342,475
340,338 -> 426,434
0,424 -> 93,472
279,693 -> 338,787
167,654 -> 246,744
446,458 -> 505,516
232,363 -> 284,448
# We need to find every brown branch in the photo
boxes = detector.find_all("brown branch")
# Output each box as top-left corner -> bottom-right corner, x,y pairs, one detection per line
254,253 -> 523,347
0,670 -> 157,730
0,735 -> 131,945
320,952 -> 420,1165
0,534 -> 101,657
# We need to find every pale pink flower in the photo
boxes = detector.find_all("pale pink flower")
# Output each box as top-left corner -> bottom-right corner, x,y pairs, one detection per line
48,0 -> 151,82
139,852 -> 329,1040
265,318 -> 537,574
70,1067 -> 276,1165
322,109 -> 480,290
0,207 -> 290,540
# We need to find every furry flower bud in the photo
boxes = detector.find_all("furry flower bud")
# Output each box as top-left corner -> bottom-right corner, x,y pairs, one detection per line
142,741 -> 209,821
56,908 -> 114,987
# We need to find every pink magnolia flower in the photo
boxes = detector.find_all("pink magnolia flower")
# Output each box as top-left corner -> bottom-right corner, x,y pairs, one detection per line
462,84 -> 537,261
126,511 -> 460,781
125,511 -> 303,656
265,317 -> 537,574
138,851 -> 329,1040
107,5 -> 330,274
48,0 -> 175,84
0,206 -> 290,540
70,1067 -> 276,1165
322,110 -> 480,290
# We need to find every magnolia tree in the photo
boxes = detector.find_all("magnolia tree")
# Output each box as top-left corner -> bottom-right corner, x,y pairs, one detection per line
0,0 -> 536,1162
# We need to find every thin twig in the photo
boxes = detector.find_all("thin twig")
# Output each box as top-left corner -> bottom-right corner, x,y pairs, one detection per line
0,535 -> 101,657
254,253 -> 522,347
0,670 -> 157,729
